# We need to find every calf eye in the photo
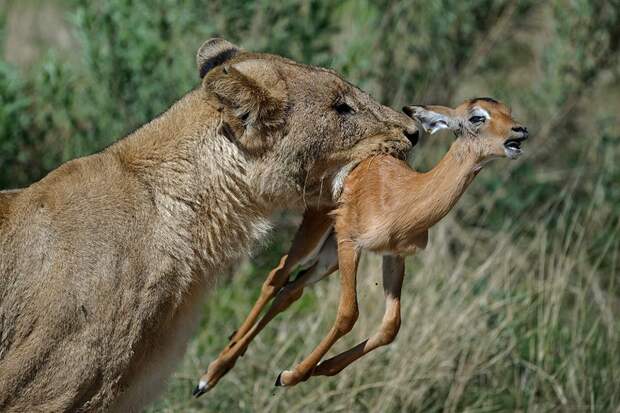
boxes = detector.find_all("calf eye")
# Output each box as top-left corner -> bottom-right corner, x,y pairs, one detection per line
469,115 -> 486,124
335,102 -> 354,115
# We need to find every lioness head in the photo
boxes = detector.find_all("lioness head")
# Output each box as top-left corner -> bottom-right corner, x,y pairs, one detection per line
196,38 -> 418,208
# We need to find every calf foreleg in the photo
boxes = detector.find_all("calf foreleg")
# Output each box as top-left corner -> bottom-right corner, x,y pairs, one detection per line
275,239 -> 360,387
193,212 -> 335,397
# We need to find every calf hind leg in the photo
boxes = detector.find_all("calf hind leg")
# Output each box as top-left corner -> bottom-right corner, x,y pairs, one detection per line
312,254 -> 405,377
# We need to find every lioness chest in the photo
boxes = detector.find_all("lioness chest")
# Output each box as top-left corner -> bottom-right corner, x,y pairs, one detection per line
110,280 -> 209,413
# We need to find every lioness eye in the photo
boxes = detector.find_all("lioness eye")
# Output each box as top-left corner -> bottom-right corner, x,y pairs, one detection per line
469,115 -> 485,124
335,102 -> 354,115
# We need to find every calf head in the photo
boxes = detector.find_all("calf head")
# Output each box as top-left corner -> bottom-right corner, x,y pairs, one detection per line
404,97 -> 528,162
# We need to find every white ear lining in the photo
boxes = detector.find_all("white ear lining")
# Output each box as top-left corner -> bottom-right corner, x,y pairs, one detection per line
428,119 -> 449,134
418,113 -> 452,135
408,106 -> 459,135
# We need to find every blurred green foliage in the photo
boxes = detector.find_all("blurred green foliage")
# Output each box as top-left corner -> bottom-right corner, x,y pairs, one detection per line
1,0 -> 618,188
2,0 -> 618,260
1,0 -> 619,411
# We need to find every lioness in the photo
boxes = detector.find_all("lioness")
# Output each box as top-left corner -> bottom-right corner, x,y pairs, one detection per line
0,39 -> 417,412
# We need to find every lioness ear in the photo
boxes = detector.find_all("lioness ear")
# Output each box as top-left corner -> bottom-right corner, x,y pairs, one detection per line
204,59 -> 287,152
403,105 -> 459,135
196,38 -> 240,78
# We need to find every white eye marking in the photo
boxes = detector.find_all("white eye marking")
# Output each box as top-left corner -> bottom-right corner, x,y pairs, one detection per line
471,107 -> 491,120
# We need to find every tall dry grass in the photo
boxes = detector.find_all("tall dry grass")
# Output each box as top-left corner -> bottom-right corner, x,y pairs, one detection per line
150,167 -> 619,412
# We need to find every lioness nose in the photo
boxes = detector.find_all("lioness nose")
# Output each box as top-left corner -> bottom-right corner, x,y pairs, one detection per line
403,128 -> 420,146
512,126 -> 528,139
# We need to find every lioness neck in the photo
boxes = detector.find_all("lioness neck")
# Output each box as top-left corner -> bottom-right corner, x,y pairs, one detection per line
110,89 -> 271,275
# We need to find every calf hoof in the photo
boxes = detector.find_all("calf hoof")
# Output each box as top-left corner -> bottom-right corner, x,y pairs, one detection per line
275,370 -> 298,387
192,380 -> 209,398
274,372 -> 284,387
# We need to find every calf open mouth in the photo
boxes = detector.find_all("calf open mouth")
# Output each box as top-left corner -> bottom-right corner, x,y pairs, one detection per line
503,137 -> 526,158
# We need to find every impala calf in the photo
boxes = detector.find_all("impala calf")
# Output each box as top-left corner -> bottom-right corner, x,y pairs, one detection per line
195,98 -> 528,393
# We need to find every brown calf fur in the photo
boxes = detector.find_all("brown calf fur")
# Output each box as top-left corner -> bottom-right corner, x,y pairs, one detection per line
198,98 -> 528,391
0,38 -> 417,412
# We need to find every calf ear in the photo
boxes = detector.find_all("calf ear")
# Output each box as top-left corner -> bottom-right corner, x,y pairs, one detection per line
403,105 -> 458,135
196,38 -> 240,78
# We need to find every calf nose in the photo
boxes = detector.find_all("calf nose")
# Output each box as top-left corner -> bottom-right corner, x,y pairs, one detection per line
403,128 -> 420,146
512,126 -> 528,139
